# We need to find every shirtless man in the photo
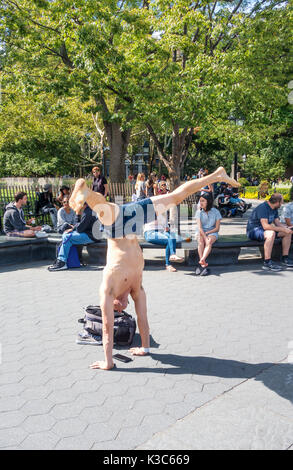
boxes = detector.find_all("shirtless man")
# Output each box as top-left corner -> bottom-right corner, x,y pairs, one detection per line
70,167 -> 239,370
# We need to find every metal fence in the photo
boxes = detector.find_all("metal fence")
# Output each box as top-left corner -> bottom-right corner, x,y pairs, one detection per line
0,181 -> 197,230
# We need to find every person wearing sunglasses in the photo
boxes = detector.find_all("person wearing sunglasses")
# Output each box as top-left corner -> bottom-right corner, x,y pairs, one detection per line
56,197 -> 78,234
158,181 -> 169,195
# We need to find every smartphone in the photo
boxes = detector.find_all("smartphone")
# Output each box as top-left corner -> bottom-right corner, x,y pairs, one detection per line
113,354 -> 133,363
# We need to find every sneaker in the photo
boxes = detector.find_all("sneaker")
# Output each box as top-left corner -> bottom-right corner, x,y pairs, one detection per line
262,260 -> 282,272
48,260 -> 68,271
282,257 -> 293,268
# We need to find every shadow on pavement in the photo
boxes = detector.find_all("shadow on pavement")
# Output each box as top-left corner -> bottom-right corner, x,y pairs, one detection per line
124,354 -> 293,404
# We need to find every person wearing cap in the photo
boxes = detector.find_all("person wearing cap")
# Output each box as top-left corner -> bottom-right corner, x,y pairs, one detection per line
56,185 -> 71,208
92,166 -> 108,198
35,183 -> 58,229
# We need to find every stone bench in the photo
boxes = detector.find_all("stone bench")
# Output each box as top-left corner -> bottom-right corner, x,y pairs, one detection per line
0,232 -> 290,267
0,235 -> 49,266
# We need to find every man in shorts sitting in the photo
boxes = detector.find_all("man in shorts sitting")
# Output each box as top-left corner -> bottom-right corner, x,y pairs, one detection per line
246,193 -> 293,271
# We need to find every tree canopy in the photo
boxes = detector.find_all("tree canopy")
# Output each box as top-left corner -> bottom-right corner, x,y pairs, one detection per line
0,0 -> 292,182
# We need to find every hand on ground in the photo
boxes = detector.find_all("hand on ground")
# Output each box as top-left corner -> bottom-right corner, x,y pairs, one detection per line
90,361 -> 115,370
129,347 -> 149,356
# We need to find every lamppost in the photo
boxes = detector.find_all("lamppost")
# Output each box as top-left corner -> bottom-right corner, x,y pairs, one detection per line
228,115 -> 245,180
143,141 -> 150,174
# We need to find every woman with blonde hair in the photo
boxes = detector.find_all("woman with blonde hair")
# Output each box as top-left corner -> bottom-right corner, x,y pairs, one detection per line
135,173 -> 147,201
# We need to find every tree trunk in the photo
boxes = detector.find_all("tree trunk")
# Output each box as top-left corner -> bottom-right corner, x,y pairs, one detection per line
104,121 -> 131,182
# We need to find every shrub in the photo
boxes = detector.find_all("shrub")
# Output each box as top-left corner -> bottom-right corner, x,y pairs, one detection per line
238,177 -> 250,188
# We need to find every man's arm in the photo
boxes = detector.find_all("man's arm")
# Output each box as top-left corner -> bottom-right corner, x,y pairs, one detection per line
74,209 -> 93,233
261,218 -> 292,234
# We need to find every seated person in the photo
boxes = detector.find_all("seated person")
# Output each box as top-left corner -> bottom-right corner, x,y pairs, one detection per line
247,193 -> 293,271
55,185 -> 71,209
3,192 -> 42,238
35,183 -> 58,229
57,196 -> 78,234
281,197 -> 293,227
48,202 -> 100,271
196,193 -> 221,270
224,184 -> 245,209
200,184 -> 213,195
144,213 -> 184,272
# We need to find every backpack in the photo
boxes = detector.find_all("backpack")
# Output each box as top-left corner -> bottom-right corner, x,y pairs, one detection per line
79,305 -> 136,346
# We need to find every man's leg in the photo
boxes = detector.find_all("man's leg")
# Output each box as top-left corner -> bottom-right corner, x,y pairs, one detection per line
6,230 -> 35,238
70,179 -> 119,225
49,209 -> 58,229
129,285 -> 150,356
278,231 -> 292,257
90,282 -> 115,370
151,167 -> 240,216
263,230 -> 275,260
58,231 -> 93,264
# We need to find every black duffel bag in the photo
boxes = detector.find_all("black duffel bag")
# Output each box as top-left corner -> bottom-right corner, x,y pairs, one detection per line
79,305 -> 136,346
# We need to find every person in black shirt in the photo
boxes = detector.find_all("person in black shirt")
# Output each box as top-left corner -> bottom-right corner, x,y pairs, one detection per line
92,166 -> 108,198
48,203 -> 101,271
35,183 -> 58,229
247,193 -> 293,271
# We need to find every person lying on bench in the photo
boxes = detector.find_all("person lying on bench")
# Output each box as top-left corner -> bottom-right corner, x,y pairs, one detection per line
3,192 -> 42,238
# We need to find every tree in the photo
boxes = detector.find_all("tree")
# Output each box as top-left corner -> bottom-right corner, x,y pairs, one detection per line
135,0 -> 293,188
1,1 -> 292,186
0,0 -> 152,181
0,89 -> 98,176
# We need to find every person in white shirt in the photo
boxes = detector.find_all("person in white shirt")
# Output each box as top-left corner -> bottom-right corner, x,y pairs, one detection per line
196,193 -> 222,269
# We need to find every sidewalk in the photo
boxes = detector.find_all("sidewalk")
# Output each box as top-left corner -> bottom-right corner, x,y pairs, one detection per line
0,200 -> 292,450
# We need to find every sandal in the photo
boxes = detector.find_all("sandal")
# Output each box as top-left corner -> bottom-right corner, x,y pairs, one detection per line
166,265 -> 177,272
169,255 -> 184,263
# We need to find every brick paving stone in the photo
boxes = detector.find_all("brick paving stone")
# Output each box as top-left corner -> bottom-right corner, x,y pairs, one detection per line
0,411 -> 27,430
54,436 -> 94,450
83,423 -> 119,443
51,418 -> 87,438
19,431 -> 60,450
0,428 -> 27,447
22,415 -> 56,434
20,399 -> 55,416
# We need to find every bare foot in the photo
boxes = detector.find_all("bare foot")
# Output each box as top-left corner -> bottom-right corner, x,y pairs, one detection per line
166,265 -> 177,272
199,259 -> 208,268
129,347 -> 149,356
69,179 -> 89,214
169,255 -> 184,263
90,361 -> 115,370
214,167 -> 240,187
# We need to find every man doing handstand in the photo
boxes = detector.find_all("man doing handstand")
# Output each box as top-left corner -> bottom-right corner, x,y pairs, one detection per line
70,167 -> 239,370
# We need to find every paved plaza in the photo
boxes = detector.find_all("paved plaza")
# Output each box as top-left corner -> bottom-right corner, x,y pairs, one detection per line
0,202 -> 293,450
